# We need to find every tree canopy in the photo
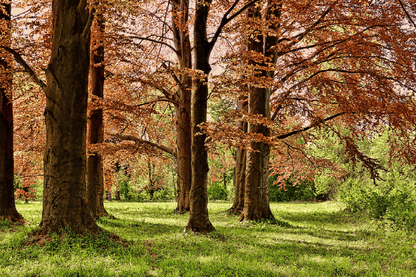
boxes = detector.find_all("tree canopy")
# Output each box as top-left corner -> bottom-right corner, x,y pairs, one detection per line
0,0 -> 415,233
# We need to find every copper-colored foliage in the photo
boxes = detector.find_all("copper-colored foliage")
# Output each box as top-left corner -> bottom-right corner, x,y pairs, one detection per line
4,0 -> 416,230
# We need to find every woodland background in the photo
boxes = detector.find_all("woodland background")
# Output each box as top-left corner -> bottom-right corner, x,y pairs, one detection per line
1,0 -> 416,235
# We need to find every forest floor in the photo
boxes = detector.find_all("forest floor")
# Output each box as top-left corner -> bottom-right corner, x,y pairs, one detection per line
1,201 -> 415,276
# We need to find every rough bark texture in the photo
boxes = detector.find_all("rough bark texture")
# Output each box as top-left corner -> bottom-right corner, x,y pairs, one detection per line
87,10 -> 108,219
228,97 -> 247,215
242,87 -> 274,221
40,0 -> 100,234
0,2 -> 23,222
184,0 -> 215,233
172,0 -> 192,213
241,2 -> 279,222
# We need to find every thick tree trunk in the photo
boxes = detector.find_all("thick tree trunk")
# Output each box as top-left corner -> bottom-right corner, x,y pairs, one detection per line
40,0 -> 100,234
87,10 -> 108,219
242,88 -> 274,221
172,0 -> 192,214
184,0 -> 215,233
0,2 -> 23,223
228,98 -> 247,214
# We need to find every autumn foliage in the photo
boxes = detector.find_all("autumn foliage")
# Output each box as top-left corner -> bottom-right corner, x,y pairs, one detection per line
0,0 -> 415,233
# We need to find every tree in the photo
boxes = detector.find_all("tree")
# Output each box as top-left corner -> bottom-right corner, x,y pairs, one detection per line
87,5 -> 108,219
171,0 -> 193,214
40,0 -> 100,234
185,0 -> 256,233
239,0 -> 282,221
204,0 -> 416,222
183,0 -> 215,233
0,0 -> 23,222
223,100 -> 247,214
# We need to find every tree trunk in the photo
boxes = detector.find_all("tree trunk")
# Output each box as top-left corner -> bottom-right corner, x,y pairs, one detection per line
240,2 -> 278,222
228,98 -> 247,215
87,9 -> 108,219
172,0 -> 192,214
0,2 -> 23,222
184,0 -> 215,233
40,0 -> 100,234
242,87 -> 274,221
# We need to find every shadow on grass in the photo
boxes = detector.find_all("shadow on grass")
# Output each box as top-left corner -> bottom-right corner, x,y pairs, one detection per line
154,226 -> 386,276
96,216 -> 184,239
5,202 -> 412,276
277,209 -> 363,226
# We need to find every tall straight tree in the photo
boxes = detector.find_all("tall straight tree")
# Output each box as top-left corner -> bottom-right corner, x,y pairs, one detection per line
171,0 -> 192,213
185,0 -> 215,233
0,0 -> 23,222
87,6 -> 108,219
241,0 -> 281,221
228,96 -> 247,215
40,0 -> 100,234
185,0 -> 256,233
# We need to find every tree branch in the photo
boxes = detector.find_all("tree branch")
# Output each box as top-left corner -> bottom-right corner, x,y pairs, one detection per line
126,35 -> 179,55
397,0 -> 416,30
275,112 -> 346,139
108,133 -> 177,157
0,46 -> 46,91
209,0 -> 259,52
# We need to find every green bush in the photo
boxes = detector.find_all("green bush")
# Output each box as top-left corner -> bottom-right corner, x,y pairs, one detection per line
208,182 -> 228,200
269,176 -> 320,202
152,188 -> 174,201
383,183 -> 416,232
339,175 -> 416,232
119,179 -> 136,201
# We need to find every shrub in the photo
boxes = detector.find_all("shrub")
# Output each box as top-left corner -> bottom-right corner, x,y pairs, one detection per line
152,188 -> 174,201
208,182 -> 228,200
269,175 -> 320,202
339,175 -> 416,232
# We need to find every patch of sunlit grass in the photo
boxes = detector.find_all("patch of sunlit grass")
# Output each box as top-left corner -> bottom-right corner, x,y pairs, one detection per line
1,200 -> 415,276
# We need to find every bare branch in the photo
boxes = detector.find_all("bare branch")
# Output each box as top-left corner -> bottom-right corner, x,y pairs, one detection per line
126,35 -> 179,55
275,112 -> 346,139
209,0 -> 259,52
397,0 -> 416,30
1,46 -> 46,91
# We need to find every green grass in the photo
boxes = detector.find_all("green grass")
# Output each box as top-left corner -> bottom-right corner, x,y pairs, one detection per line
1,201 -> 416,276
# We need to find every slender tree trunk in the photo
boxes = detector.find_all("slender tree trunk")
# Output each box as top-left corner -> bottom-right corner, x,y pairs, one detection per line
228,97 -> 247,214
40,0 -> 100,234
172,0 -> 192,214
184,0 -> 215,233
0,2 -> 23,222
87,9 -> 108,219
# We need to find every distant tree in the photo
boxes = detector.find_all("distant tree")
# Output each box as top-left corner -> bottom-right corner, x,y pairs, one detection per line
87,4 -> 108,219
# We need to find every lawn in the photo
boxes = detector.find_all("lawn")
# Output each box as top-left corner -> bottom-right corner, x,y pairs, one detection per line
1,201 -> 415,276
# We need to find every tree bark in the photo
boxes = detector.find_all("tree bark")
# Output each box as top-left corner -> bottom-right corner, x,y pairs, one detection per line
184,0 -> 215,233
87,9 -> 108,219
228,97 -> 247,215
0,2 -> 23,222
40,0 -> 100,234
241,1 -> 281,222
242,87 -> 274,221
172,0 -> 192,214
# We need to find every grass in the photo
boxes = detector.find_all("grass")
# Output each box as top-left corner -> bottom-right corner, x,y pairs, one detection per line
1,201 -> 416,276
